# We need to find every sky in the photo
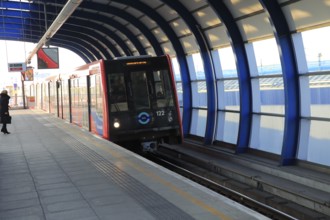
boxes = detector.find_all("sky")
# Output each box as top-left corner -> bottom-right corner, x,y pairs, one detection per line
0,40 -> 85,90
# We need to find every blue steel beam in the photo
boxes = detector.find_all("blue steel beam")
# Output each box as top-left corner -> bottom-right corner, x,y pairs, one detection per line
259,1 -> 300,166
0,25 -> 103,59
0,1 -> 39,11
0,2 -> 145,56
0,32 -> 93,62
0,2 -> 94,62
0,17 -> 131,57
159,0 -> 217,145
207,0 -> 253,153
0,16 -> 133,56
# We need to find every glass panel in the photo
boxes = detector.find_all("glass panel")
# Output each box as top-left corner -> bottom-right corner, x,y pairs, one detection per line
131,71 -> 150,110
301,26 -> 330,72
79,77 -> 89,129
96,75 -> 104,117
252,38 -> 282,75
192,53 -> 205,80
179,107 -> 183,123
109,73 -> 128,112
309,75 -> 330,118
215,111 -> 239,144
190,109 -> 207,137
89,74 -> 104,135
298,119 -> 330,166
171,57 -> 181,81
253,77 -> 285,114
192,81 -> 207,108
250,115 -> 284,154
62,80 -> 70,121
217,47 -> 238,78
218,80 -> 240,111
176,82 -> 183,107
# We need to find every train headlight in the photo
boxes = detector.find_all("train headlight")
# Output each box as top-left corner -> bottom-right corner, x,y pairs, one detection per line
113,119 -> 120,128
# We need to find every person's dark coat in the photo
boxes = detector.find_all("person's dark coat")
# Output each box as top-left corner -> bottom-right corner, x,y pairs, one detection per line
0,93 -> 10,117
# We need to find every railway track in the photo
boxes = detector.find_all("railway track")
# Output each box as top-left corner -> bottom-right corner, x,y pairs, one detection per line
145,150 -> 297,220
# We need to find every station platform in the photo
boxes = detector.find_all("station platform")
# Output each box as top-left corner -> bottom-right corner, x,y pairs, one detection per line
0,109 -> 268,220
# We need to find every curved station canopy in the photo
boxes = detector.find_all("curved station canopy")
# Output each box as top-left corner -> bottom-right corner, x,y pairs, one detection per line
1,0 -> 330,168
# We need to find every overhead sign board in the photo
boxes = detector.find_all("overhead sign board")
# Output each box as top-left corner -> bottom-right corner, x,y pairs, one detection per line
8,62 -> 26,72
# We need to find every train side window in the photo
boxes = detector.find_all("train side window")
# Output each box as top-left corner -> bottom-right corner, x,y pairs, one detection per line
109,74 -> 128,112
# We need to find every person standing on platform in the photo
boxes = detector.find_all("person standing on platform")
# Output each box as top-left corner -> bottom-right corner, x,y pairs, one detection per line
0,90 -> 11,134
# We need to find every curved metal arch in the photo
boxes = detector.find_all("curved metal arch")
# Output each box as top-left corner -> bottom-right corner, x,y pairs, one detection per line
0,12 -> 111,58
53,34 -> 99,61
1,16 -> 126,58
45,6 -> 147,55
0,19 -> 112,60
42,4 -> 135,57
208,0 -> 253,153
7,24 -> 104,61
59,26 -> 118,58
46,40 -> 91,63
0,18 -> 91,61
2,7 -> 114,59
0,2 -> 141,57
31,31 -> 97,62
109,0 -> 192,137
68,13 -> 146,55
159,0 -> 217,144
0,29 -> 94,63
37,0 -> 159,55
73,1 -> 164,55
65,19 -> 133,56
56,29 -> 112,59
259,1 -> 300,166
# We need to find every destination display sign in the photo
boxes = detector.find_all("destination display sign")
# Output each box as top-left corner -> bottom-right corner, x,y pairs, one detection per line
8,62 -> 26,72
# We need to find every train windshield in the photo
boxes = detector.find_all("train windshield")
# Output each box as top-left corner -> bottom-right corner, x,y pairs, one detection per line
131,71 -> 150,110
153,70 -> 174,108
109,74 -> 128,112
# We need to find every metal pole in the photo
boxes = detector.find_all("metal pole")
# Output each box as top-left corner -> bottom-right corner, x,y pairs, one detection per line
25,0 -> 83,64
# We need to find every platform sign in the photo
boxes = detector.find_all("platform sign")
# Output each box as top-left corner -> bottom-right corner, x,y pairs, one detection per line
8,62 -> 26,72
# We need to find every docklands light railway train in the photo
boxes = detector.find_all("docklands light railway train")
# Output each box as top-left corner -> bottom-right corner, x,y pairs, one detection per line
34,55 -> 182,151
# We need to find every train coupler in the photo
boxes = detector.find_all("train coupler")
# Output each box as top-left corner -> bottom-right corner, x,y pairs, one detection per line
141,141 -> 158,152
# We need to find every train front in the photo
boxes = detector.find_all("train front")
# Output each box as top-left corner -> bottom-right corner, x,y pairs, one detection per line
104,56 -> 182,151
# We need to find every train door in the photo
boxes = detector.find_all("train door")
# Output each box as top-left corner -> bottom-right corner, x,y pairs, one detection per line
89,74 -> 105,136
57,80 -> 63,118
62,79 -> 70,122
49,81 -> 56,115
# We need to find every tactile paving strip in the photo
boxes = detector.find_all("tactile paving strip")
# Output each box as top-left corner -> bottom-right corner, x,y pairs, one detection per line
58,132 -> 194,219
